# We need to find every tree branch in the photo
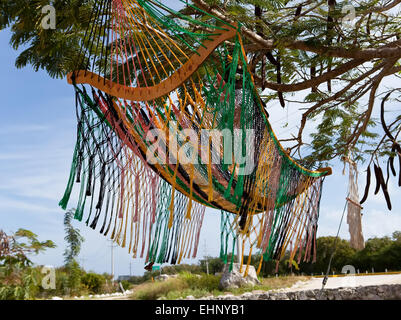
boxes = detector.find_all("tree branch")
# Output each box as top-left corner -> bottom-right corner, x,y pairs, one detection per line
346,59 -> 398,147
193,0 -> 401,60
254,58 -> 366,92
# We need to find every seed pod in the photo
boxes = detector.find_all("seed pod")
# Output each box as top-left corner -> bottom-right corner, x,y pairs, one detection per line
327,60 -> 332,92
380,92 -> 395,141
311,64 -> 317,93
278,92 -> 285,108
360,165 -> 371,204
382,187 -> 392,211
250,53 -> 258,74
389,150 -> 396,177
261,55 -> 266,91
374,163 -> 381,195
295,4 -> 302,17
277,55 -> 285,108
377,165 -> 386,192
265,52 -> 277,65
399,153 -> 401,187
385,159 -> 390,188
379,166 -> 392,211
366,13 -> 372,35
374,164 -> 389,209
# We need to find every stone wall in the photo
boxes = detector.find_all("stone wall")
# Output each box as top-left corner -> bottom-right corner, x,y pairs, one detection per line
189,284 -> 401,300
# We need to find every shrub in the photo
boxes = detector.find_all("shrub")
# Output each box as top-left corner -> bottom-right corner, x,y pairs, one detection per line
120,280 -> 132,291
0,229 -> 55,300
131,272 -> 221,300
81,272 -> 106,294
65,260 -> 85,296
180,272 -> 220,292
161,264 -> 202,275
133,278 -> 187,300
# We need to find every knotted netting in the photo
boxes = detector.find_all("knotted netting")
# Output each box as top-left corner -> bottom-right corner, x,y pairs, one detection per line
60,0 -> 331,272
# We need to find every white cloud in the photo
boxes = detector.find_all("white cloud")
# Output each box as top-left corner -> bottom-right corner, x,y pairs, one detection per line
0,124 -> 50,135
0,196 -> 57,214
361,208 -> 401,239
0,152 -> 33,161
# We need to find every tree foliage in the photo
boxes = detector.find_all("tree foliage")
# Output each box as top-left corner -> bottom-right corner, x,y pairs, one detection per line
194,0 -> 401,159
259,233 -> 401,275
0,229 -> 56,300
63,208 -> 84,266
63,208 -> 85,295
81,272 -> 106,293
0,0 -> 96,78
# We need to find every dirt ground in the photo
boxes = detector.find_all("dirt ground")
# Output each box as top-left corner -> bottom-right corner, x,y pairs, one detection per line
281,273 -> 401,292
85,273 -> 401,300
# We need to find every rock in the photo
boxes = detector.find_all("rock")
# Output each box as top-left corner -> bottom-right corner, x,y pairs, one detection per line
155,274 -> 179,281
272,292 -> 290,300
251,290 -> 265,300
219,263 -> 260,290
239,292 -> 255,300
256,292 -> 270,300
155,274 -> 170,281
304,290 -> 317,300
326,289 -> 337,300
51,296 -> 63,300
338,288 -> 355,300
287,292 -> 300,300
193,282 -> 401,301
251,290 -> 265,294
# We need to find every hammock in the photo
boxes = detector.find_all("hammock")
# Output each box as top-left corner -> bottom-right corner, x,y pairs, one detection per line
60,0 -> 332,273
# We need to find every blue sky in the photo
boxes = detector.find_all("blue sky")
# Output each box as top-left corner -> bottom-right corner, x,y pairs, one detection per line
0,3 -> 400,277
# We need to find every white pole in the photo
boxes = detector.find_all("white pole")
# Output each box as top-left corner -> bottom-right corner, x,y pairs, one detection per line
236,232 -> 241,264
204,240 -> 209,275
111,242 -> 114,282
109,240 -> 115,283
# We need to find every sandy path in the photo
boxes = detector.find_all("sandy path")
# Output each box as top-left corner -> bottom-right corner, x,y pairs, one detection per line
282,273 -> 401,292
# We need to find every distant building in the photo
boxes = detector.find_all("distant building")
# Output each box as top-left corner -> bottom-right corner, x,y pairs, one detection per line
117,275 -> 131,281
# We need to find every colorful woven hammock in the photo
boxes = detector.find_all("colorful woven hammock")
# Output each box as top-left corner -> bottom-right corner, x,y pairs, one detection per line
60,0 -> 332,274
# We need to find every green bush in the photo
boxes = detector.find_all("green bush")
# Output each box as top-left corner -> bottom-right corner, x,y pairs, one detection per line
164,288 -> 211,300
0,229 -> 55,300
134,278 -> 187,300
199,257 -> 225,275
180,272 -> 220,292
161,264 -> 202,275
120,280 -> 132,291
81,273 -> 106,294
65,260 -> 86,296
131,272 -> 221,300
0,263 -> 40,300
